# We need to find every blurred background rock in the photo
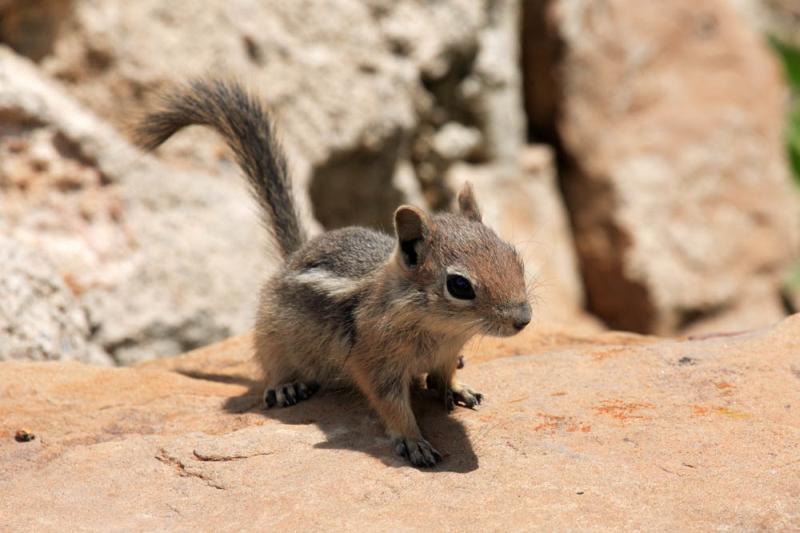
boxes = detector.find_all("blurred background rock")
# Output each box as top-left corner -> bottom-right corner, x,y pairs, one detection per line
0,0 -> 797,365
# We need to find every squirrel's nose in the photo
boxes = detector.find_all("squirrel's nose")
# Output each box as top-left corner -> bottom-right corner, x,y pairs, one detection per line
511,303 -> 532,331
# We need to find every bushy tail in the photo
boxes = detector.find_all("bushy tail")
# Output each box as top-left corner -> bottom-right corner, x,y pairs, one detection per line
135,79 -> 306,257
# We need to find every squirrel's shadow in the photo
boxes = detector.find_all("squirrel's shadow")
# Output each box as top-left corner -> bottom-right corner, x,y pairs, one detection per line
179,370 -> 479,473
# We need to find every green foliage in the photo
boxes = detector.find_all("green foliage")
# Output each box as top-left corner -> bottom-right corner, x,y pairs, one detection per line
788,261 -> 800,292
772,37 -> 800,89
789,104 -> 800,186
771,37 -> 800,186
771,38 -> 800,296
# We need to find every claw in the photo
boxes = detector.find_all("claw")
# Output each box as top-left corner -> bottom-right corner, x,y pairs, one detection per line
264,389 -> 277,408
450,385 -> 483,410
281,385 -> 296,406
391,436 -> 442,468
263,381 -> 320,409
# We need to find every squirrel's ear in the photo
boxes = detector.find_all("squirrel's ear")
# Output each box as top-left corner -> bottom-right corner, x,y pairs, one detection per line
394,205 -> 431,268
457,181 -> 482,223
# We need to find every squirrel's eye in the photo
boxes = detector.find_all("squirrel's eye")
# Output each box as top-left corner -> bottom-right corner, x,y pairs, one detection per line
446,274 -> 475,300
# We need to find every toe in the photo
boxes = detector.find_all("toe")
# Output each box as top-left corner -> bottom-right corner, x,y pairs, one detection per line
392,437 -> 441,467
281,385 -> 297,406
264,389 -> 277,409
454,392 -> 476,408
392,438 -> 408,458
408,447 -> 426,466
295,383 -> 309,401
451,385 -> 483,409
399,438 -> 442,468
268,382 -> 319,408
418,442 -> 440,466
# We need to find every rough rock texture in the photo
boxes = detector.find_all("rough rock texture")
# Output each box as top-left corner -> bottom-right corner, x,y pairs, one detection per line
0,236 -> 111,365
730,0 -> 800,47
0,47 -> 269,364
0,0 -> 595,362
542,0 -> 799,334
447,146 -> 591,326
22,0 -> 525,228
0,0 -> 71,61
2,317 -> 799,530
0,1 -> 594,361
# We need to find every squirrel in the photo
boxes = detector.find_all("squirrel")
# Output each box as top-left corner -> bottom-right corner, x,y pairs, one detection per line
136,79 -> 532,467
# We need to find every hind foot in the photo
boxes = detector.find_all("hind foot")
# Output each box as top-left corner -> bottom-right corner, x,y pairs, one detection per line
263,381 -> 320,408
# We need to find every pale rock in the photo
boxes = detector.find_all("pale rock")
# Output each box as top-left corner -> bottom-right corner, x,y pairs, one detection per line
27,0 -> 527,230
729,0 -> 800,47
0,47 -> 270,363
548,0 -> 799,333
0,236 -> 111,365
432,122 -> 482,161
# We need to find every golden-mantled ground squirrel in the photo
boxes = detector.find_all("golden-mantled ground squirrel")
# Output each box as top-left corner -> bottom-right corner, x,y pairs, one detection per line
137,80 -> 531,467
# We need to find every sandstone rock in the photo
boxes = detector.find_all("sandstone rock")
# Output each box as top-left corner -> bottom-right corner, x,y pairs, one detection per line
0,236 -> 111,365
446,145 -> 594,327
541,0 -> 799,333
2,316 -> 799,529
0,47 -> 270,363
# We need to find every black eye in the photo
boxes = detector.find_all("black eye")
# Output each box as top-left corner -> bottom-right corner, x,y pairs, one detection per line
446,274 -> 475,300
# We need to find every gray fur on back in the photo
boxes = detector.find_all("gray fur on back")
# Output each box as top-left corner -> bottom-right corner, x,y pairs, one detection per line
288,227 -> 394,278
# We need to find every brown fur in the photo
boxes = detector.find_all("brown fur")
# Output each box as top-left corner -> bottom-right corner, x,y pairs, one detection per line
137,79 -> 531,468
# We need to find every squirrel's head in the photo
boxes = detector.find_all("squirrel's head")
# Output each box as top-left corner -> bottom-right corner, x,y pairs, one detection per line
392,182 -> 531,338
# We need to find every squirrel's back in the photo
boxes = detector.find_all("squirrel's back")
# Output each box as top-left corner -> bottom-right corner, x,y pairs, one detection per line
288,226 -> 394,277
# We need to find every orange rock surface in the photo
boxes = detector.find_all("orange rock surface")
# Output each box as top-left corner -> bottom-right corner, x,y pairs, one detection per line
1,317 -> 799,530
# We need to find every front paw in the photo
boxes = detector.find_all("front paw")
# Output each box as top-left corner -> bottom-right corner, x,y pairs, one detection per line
446,385 -> 483,411
392,436 -> 442,467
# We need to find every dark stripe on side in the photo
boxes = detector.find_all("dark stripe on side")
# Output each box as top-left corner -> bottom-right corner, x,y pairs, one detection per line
279,279 -> 362,349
